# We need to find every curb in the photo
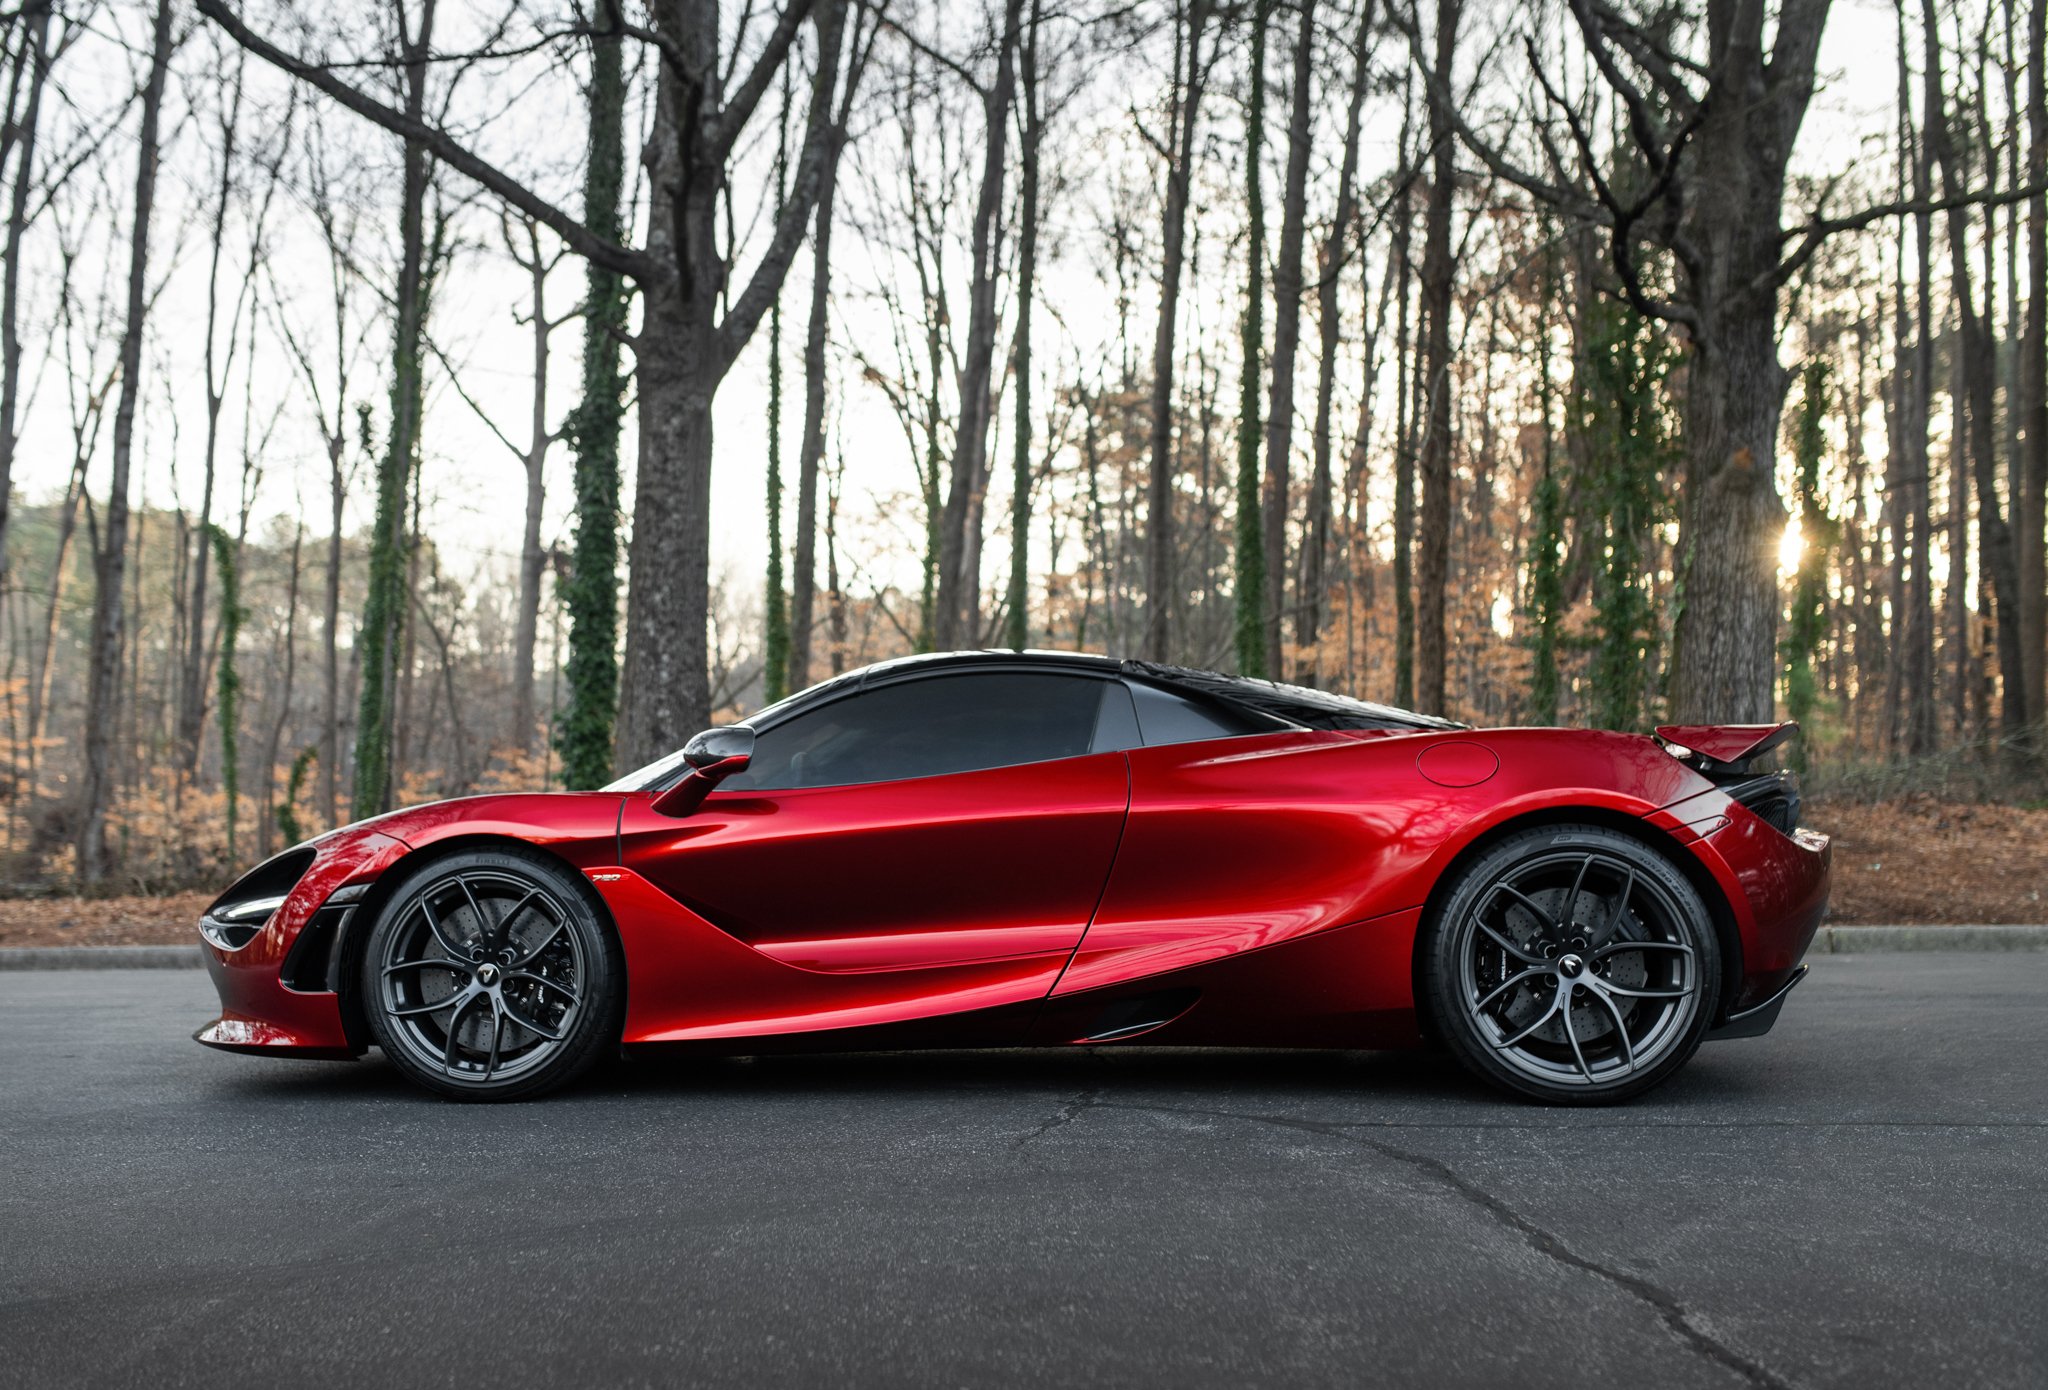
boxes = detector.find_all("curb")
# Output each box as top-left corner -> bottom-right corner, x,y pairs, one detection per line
0,945 -> 203,970
2,928 -> 2047,970
1813,925 -> 2048,953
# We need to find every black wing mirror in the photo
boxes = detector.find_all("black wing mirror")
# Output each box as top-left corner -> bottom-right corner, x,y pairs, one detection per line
650,726 -> 755,817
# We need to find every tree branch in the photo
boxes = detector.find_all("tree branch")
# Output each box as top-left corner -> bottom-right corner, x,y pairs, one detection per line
197,0 -> 662,284
718,0 -> 822,158
716,0 -> 852,370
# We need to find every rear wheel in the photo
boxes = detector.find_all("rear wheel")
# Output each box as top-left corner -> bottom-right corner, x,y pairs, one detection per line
1421,824 -> 1720,1104
361,848 -> 623,1101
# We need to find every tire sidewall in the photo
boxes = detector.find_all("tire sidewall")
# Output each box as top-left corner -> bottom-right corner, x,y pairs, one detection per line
360,847 -> 624,1101
1422,824 -> 1722,1105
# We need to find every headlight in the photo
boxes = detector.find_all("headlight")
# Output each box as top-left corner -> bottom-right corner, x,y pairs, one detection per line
200,848 -> 315,951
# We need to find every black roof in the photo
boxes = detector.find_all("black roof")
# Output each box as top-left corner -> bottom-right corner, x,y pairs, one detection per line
748,650 -> 1462,733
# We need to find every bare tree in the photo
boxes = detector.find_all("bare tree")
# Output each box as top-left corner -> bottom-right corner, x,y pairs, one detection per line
933,0 -> 1025,650
78,0 -> 173,884
1406,0 -> 2041,722
1414,0 -> 1458,717
1143,0 -> 1219,662
1260,0 -> 1316,669
0,0 -> 75,584
269,107 -> 374,828
2022,0 -> 2047,731
1924,0 -> 2022,736
789,3 -> 879,688
503,215 -> 569,752
1003,0 -> 1045,651
1299,0 -> 1376,675
205,0 -> 861,769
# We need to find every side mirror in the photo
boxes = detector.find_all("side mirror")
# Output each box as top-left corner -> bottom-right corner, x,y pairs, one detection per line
650,726 -> 755,817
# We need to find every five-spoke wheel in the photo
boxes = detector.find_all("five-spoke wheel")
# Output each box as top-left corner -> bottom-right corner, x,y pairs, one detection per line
361,848 -> 622,1100
1422,825 -> 1720,1104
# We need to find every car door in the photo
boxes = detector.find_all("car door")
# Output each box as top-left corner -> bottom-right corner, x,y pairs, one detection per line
618,670 -> 1133,1031
1055,680 -> 1383,997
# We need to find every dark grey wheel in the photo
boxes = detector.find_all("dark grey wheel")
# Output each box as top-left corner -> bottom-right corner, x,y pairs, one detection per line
361,848 -> 622,1101
1422,824 -> 1721,1104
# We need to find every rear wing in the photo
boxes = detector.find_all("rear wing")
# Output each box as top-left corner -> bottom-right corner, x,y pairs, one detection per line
1653,722 -> 1797,772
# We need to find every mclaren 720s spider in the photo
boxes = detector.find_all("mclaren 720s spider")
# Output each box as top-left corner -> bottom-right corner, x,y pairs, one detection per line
195,650 -> 1830,1103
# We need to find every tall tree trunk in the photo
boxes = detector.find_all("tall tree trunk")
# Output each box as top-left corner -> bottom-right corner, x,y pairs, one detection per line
788,123 -> 847,689
556,17 -> 627,786
1391,160 -> 1416,708
511,222 -> 554,754
1005,0 -> 1044,651
933,0 -> 1023,651
763,77 -> 791,705
212,0 -> 865,771
1300,0 -> 1374,678
180,68 -> 246,780
1414,0 -> 1460,717
615,0 -> 850,765
352,0 -> 435,818
0,1 -> 54,585
1892,0 -> 1939,753
1924,0 -> 2023,736
1144,0 -> 1215,662
78,0 -> 173,885
260,525 -> 303,858
1233,0 -> 1271,677
2021,0 -> 2047,736
322,423 -> 347,829
1261,0 -> 1316,670
209,522 -> 243,862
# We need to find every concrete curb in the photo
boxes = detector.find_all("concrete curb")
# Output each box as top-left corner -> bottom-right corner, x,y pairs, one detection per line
0,945 -> 203,970
2,927 -> 2046,969
1813,925 -> 2048,953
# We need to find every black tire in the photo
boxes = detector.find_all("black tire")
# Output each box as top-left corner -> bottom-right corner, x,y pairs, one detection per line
1420,824 -> 1721,1105
360,846 -> 624,1101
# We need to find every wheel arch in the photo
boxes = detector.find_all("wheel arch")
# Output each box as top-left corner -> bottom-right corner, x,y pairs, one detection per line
1407,804 -> 1743,1041
332,833 -> 626,1052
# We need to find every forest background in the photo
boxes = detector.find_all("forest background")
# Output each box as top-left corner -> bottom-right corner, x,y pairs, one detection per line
1,0 -> 2044,915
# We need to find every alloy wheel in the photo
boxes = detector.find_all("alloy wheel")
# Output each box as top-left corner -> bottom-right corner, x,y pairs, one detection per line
376,870 -> 587,1086
1456,849 -> 1704,1089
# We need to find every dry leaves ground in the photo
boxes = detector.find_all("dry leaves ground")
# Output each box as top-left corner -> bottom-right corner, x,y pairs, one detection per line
0,798 -> 2042,948
1815,797 -> 2048,924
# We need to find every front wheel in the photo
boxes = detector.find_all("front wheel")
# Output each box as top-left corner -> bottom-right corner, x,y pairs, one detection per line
1420,825 -> 1721,1104
361,848 -> 623,1101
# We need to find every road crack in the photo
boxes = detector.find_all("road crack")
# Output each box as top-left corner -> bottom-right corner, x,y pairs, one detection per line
1090,1099 -> 1794,1390
1016,1086 -> 1103,1146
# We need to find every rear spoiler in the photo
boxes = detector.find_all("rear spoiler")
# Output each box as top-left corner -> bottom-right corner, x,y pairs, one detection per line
1653,722 -> 1798,771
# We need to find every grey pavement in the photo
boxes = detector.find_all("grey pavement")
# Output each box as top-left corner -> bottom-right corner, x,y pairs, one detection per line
0,956 -> 2043,1389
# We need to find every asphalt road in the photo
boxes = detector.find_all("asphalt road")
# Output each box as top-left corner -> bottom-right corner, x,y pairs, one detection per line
1,956 -> 2043,1390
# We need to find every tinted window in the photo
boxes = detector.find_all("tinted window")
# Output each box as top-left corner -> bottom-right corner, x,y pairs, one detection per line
1128,680 -> 1274,747
722,673 -> 1110,790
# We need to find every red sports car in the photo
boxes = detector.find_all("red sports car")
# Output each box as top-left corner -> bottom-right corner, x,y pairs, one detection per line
196,651 -> 1829,1103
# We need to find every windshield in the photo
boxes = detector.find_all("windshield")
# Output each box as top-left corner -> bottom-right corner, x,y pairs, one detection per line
601,746 -> 695,792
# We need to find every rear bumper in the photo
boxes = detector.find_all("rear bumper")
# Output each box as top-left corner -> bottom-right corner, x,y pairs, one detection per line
1707,963 -> 1808,1040
1683,811 -> 1830,1020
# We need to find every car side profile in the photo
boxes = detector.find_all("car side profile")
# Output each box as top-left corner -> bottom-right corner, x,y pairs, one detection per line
195,651 -> 1830,1103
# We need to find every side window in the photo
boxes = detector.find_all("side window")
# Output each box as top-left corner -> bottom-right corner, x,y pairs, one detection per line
1127,680 -> 1275,747
722,673 -> 1112,790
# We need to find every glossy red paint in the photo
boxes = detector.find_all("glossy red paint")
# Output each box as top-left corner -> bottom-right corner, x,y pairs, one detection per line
194,698 -> 1831,1068
194,826 -> 409,1057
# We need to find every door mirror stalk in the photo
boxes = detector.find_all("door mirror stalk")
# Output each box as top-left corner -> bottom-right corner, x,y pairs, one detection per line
650,726 -> 756,817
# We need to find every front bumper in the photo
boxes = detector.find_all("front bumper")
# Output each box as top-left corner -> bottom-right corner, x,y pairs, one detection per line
194,830 -> 409,1059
